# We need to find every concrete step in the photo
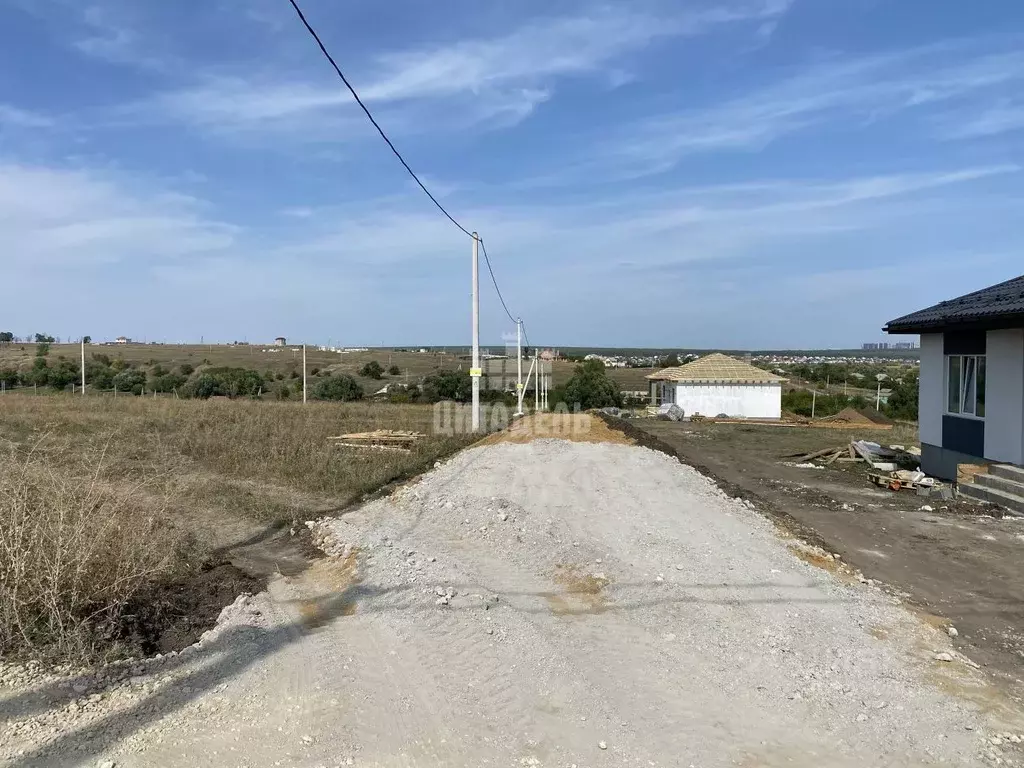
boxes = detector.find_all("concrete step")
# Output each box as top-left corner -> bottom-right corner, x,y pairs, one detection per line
974,472 -> 1024,496
990,464 -> 1024,484
959,482 -> 1024,516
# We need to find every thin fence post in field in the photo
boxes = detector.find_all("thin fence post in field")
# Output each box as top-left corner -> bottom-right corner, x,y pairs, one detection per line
81,337 -> 86,396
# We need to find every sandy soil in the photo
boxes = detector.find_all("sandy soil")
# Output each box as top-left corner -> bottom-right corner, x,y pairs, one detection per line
3,438 -> 1024,768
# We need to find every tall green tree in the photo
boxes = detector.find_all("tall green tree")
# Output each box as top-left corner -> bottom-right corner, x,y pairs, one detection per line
885,372 -> 919,421
556,359 -> 621,410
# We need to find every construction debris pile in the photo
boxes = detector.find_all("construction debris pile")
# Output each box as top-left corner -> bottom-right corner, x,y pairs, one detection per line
785,439 -> 950,497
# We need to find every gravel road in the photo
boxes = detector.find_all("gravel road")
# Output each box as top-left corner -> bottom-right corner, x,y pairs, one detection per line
4,438 -> 1024,767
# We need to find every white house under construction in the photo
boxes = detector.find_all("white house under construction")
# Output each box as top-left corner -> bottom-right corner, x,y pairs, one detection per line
646,353 -> 785,419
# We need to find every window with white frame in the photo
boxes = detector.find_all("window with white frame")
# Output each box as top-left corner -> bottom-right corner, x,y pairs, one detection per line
945,354 -> 986,417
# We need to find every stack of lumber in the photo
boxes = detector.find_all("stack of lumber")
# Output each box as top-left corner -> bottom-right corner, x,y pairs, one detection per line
785,439 -> 909,469
786,444 -> 859,466
328,430 -> 425,452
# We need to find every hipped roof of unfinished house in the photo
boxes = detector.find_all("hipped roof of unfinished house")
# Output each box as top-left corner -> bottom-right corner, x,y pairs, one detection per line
646,353 -> 786,384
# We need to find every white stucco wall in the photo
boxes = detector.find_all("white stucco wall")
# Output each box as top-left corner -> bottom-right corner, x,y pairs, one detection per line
918,333 -> 943,448
674,383 -> 781,419
984,329 -> 1024,465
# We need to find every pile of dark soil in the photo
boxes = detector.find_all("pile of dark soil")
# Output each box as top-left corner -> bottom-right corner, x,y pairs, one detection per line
117,562 -> 263,656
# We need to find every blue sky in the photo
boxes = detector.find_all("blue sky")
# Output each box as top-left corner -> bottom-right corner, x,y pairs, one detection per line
1,0 -> 1022,348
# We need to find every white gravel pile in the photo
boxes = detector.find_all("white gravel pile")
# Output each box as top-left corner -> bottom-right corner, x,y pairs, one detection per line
4,438 -> 1023,767
309,439 -> 1023,766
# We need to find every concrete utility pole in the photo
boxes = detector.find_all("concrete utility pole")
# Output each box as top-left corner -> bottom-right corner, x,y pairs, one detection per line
515,318 -> 524,417
303,343 -> 308,404
534,350 -> 540,412
471,233 -> 481,431
80,338 -> 85,396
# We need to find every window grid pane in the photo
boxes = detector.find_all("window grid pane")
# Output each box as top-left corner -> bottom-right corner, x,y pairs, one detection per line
962,356 -> 976,415
977,357 -> 986,417
947,355 -> 961,414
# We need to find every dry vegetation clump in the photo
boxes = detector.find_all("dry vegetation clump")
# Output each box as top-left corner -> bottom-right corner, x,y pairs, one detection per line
0,395 -> 478,661
0,441 -> 186,661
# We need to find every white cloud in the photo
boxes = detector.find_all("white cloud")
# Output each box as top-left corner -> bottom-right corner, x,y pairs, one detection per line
599,45 -> 1024,175
135,1 -> 790,138
0,104 -> 52,128
0,164 -> 238,267
941,101 -> 1024,139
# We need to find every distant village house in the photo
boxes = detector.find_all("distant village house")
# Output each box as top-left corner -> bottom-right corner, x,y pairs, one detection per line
647,353 -> 785,419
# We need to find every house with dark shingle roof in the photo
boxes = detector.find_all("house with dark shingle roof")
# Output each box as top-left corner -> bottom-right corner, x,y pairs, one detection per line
646,353 -> 786,419
885,275 -> 1024,484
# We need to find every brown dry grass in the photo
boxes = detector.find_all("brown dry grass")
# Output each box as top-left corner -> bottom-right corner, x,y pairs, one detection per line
0,395 -> 477,660
0,442 -> 184,660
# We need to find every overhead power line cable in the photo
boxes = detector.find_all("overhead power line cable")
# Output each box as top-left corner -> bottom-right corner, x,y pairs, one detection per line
287,0 -> 532,344
479,238 -> 517,326
285,0 -> 473,238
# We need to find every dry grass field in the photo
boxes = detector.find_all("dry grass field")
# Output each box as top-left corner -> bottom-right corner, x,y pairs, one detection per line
0,343 -> 469,395
0,395 -> 476,661
0,343 -> 660,395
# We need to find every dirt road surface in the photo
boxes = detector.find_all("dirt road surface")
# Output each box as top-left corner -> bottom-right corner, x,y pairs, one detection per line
630,418 -> 1024,704
4,437 -> 1024,767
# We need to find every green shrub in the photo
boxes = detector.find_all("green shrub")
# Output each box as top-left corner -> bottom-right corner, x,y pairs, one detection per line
312,375 -> 363,402
47,359 -> 79,391
387,365 -> 401,376
180,367 -> 264,399
360,361 -> 385,379
85,362 -> 115,391
421,370 -> 471,402
24,358 -> 50,387
151,373 -> 187,393
182,374 -> 220,399
179,363 -> 195,376
112,369 -> 146,396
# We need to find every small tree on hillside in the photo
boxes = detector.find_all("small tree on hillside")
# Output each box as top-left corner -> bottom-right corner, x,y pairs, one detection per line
360,361 -> 385,379
112,369 -> 146,395
47,359 -> 79,390
388,364 -> 401,376
313,374 -> 364,402
660,353 -> 680,367
421,370 -> 472,402
885,372 -> 919,421
0,331 -> 13,345
556,359 -> 621,410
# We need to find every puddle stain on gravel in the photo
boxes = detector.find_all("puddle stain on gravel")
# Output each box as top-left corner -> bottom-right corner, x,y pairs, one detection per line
545,564 -> 611,616
294,548 -> 361,630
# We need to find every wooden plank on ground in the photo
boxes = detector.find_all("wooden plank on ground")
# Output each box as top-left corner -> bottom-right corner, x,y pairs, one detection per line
795,446 -> 843,463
